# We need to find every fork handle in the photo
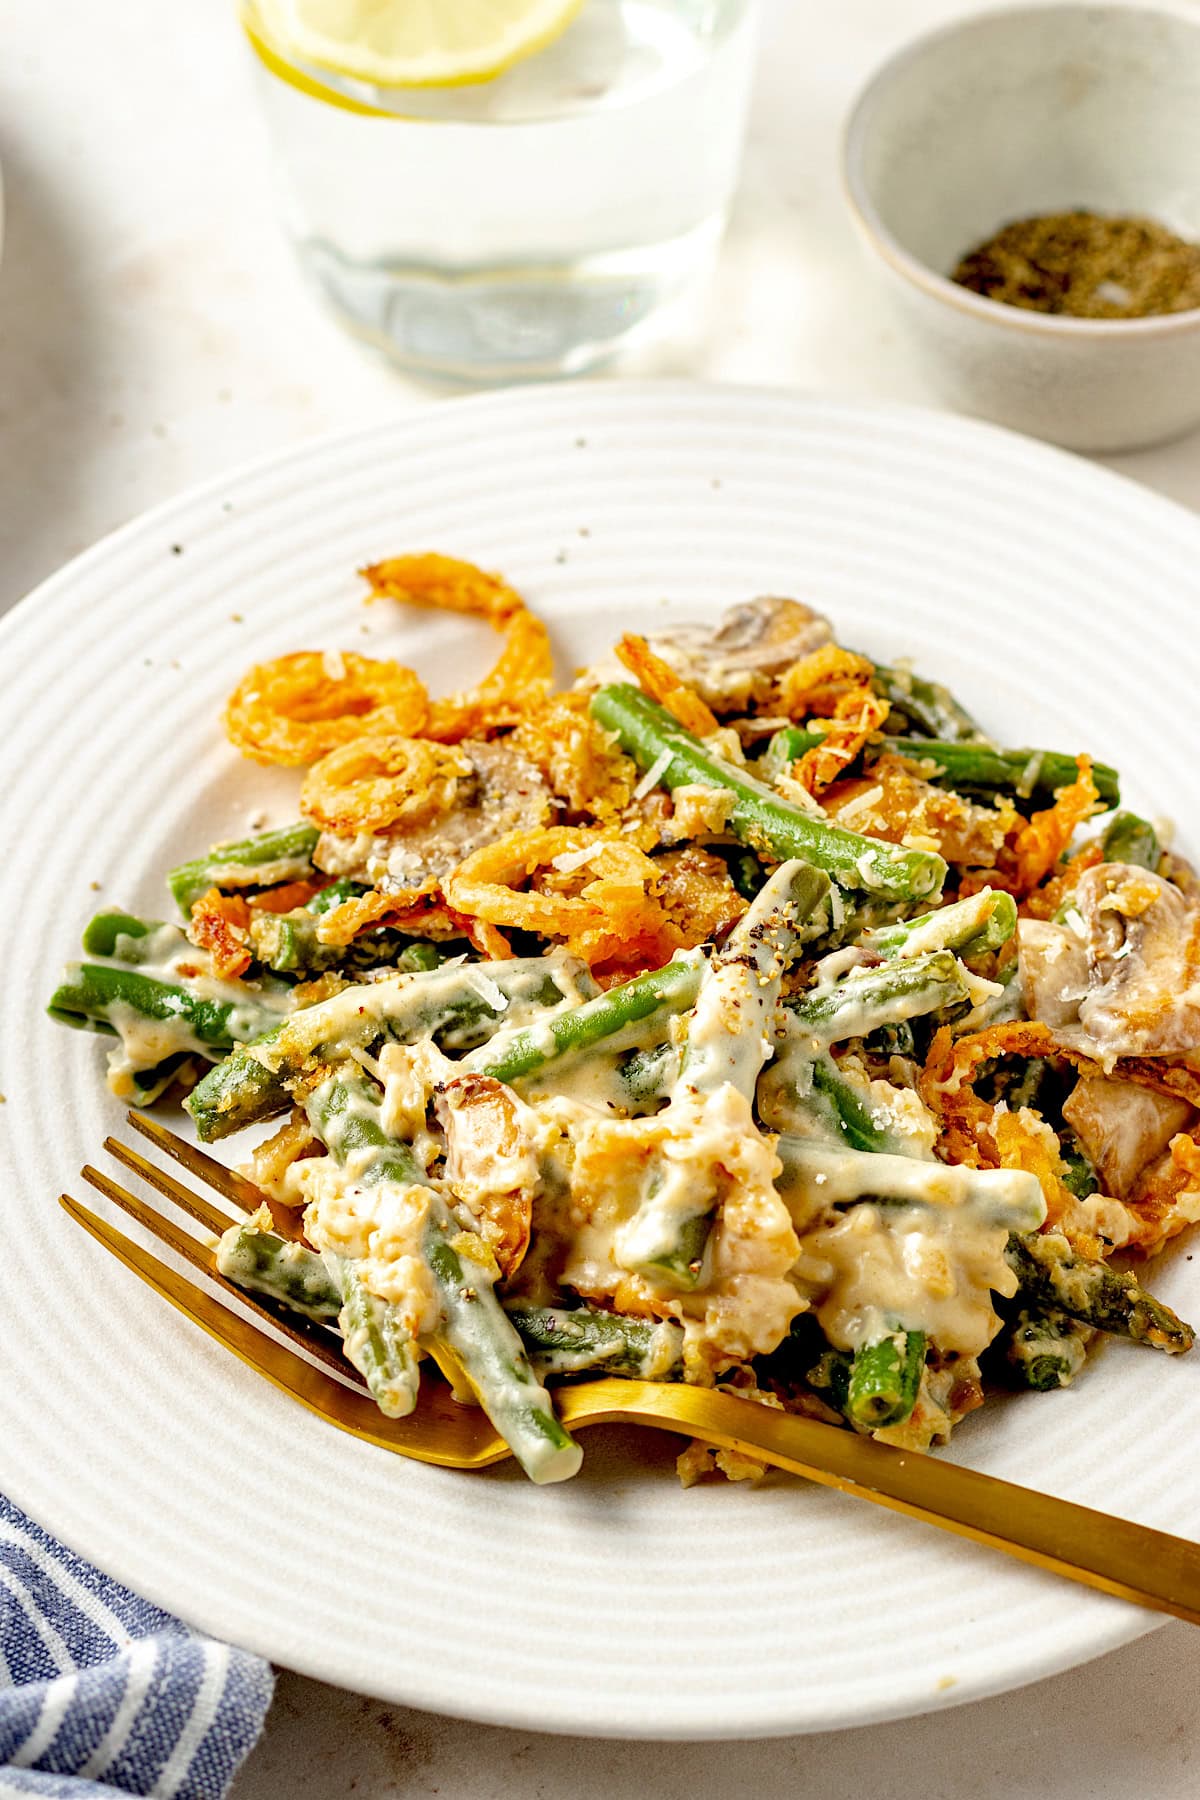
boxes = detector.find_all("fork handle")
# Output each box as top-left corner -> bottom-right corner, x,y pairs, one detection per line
565,1382 -> 1200,1625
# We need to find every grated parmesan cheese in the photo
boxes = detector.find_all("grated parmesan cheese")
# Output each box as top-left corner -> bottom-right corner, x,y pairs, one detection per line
833,784 -> 884,827
466,967 -> 507,1011
550,842 -> 607,875
633,748 -> 673,802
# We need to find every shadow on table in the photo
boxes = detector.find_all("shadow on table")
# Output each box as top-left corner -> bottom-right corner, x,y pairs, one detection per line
0,124 -> 109,615
233,1615 -> 1197,1799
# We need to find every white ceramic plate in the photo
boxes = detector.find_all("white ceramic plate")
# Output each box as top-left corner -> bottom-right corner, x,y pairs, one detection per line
3,383 -> 1199,1740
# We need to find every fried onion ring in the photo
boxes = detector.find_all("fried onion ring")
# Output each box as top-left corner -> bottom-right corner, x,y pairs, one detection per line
425,608 -> 554,742
300,735 -> 472,835
247,879 -> 323,914
362,552 -> 526,623
778,644 -> 875,718
616,634 -> 720,737
224,651 -> 428,767
359,552 -> 553,742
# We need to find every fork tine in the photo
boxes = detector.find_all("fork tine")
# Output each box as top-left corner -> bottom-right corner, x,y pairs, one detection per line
59,1193 -> 508,1469
104,1137 -> 233,1234
126,1112 -> 305,1239
80,1165 -> 356,1381
127,1112 -> 268,1210
82,1164 -> 219,1266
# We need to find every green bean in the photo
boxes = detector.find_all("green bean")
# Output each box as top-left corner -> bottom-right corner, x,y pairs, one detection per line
617,864 -> 826,1290
859,888 -> 1018,962
679,862 -> 829,1097
187,956 -> 591,1141
129,1053 -> 200,1106
306,1070 -> 581,1482
590,684 -> 946,905
168,822 -> 320,913
1059,1132 -> 1099,1200
464,950 -> 705,1086
774,1137 -> 1046,1232
306,877 -> 368,915
332,1256 -> 421,1419
1100,811 -> 1160,871
80,912 -> 175,962
787,949 -> 969,1047
506,1304 -> 685,1380
1003,1308 -> 1091,1391
216,1215 -> 342,1321
617,1041 -> 680,1108
806,1057 -> 897,1152
762,725 -> 1119,807
48,963 -> 280,1057
248,902 -> 444,978
886,739 -> 1120,808
1005,1057 -> 1054,1113
845,1331 -> 926,1429
807,1347 -> 853,1414
756,1040 -> 903,1154
1005,1232 -> 1195,1353
867,663 -> 987,743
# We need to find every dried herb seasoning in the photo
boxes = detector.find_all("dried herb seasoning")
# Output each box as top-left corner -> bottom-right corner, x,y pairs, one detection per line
951,210 -> 1200,319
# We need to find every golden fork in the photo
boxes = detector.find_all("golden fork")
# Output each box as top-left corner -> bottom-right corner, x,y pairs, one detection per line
62,1112 -> 1200,1627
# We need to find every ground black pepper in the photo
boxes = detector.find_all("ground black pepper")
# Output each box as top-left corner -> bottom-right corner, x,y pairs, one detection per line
951,210 -> 1200,318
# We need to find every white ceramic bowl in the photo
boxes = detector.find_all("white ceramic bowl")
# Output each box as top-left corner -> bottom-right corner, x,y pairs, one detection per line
843,4 -> 1200,452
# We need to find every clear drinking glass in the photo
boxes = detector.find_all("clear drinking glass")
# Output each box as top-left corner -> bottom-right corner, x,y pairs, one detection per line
242,0 -> 758,380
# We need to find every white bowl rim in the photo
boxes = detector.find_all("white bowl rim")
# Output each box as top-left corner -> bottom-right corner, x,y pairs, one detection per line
842,0 -> 1200,341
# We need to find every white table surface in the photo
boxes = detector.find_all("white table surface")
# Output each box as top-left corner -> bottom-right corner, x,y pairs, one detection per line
5,1 -> 1200,1792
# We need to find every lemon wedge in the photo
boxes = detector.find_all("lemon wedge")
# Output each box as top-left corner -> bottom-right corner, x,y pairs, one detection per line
254,0 -> 588,87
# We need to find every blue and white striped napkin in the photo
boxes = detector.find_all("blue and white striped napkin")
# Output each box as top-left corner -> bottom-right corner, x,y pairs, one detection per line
0,1496 -> 273,1800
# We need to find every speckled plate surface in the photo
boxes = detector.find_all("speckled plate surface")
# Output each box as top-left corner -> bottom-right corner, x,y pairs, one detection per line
3,383 -> 1199,1738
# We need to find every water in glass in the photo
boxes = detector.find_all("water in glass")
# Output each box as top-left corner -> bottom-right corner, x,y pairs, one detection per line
244,0 -> 758,379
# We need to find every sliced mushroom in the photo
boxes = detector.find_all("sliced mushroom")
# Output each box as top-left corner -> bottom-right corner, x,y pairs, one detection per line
1017,918 -> 1090,1028
1074,863 -> 1200,1057
315,739 -> 553,892
648,596 -> 833,710
1062,1075 -> 1195,1199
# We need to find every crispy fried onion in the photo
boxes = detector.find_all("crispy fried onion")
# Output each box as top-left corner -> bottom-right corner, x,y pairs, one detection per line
512,691 -> 638,821
778,644 -> 876,718
434,1073 -> 535,1277
188,887 -> 252,979
795,688 -> 890,795
1019,841 -> 1105,920
362,551 -> 526,623
247,879 -> 324,914
990,1107 -> 1077,1230
224,651 -> 428,767
826,757 -> 1016,869
1124,1128 -> 1200,1253
300,734 -> 472,835
921,1020 -> 1200,1174
426,607 -> 554,741
1009,757 -> 1103,893
313,884 -> 512,960
362,552 -> 553,741
243,1109 -> 319,1209
616,634 -> 720,737
962,758 -> 1103,900
443,826 -> 680,971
